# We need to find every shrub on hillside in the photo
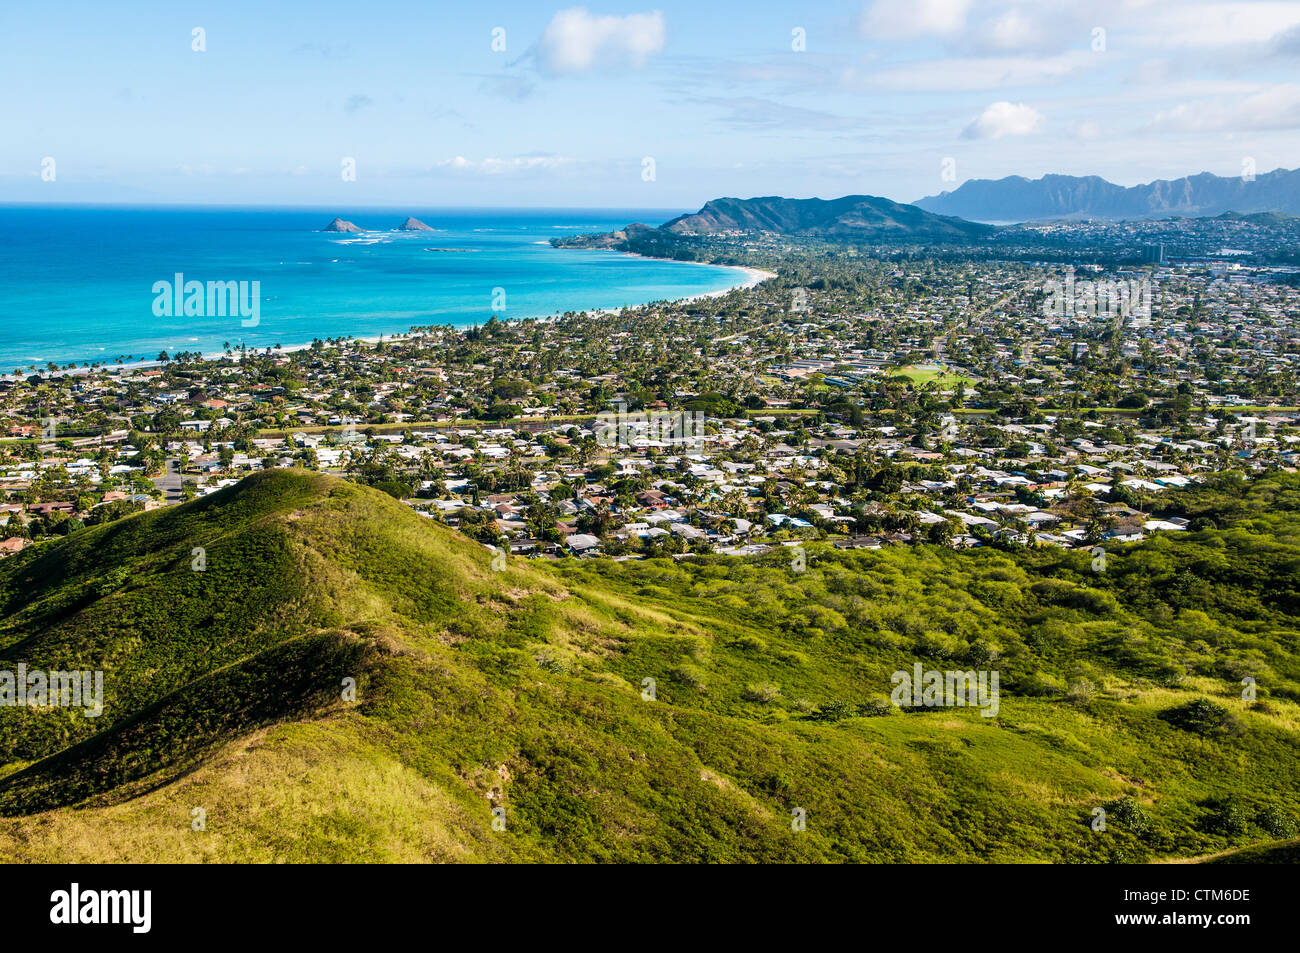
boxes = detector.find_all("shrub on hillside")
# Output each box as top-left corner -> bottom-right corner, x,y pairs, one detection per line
1202,797 -> 1251,837
857,696 -> 893,717
1159,698 -> 1239,736
1066,679 -> 1098,705
809,699 -> 854,722
742,682 -> 781,704
668,662 -> 707,691
1256,806 -> 1298,839
372,480 -> 413,500
1105,796 -> 1151,834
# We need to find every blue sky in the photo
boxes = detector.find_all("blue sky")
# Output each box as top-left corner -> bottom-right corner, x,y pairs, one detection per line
4,0 -> 1300,208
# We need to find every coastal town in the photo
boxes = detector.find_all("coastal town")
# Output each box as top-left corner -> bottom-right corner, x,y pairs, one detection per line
8,0 -> 1300,877
2,219 -> 1298,563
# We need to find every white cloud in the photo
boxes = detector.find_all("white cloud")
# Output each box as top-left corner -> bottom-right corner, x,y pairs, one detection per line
859,0 -> 972,39
1072,120 -> 1103,141
1275,22 -> 1300,55
844,51 -> 1097,92
435,155 -> 571,174
1150,83 -> 1300,132
962,101 -> 1045,138
981,9 -> 1048,51
1138,1 -> 1300,49
537,8 -> 666,74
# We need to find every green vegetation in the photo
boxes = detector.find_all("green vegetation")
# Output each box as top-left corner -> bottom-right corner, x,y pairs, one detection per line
0,469 -> 1297,862
889,364 -> 976,388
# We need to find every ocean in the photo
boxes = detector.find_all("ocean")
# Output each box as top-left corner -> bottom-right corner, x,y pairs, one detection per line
0,206 -> 749,371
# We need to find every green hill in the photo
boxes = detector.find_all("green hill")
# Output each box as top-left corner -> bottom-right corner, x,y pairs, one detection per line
0,469 -> 1296,862
553,194 -> 993,252
661,195 -> 994,242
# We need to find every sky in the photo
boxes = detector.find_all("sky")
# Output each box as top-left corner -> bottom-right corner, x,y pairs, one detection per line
3,0 -> 1300,208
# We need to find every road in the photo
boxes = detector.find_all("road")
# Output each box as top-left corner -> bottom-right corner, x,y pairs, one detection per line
153,457 -> 183,504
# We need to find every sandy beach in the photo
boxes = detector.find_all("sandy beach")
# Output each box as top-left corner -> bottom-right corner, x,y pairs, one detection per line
3,253 -> 776,382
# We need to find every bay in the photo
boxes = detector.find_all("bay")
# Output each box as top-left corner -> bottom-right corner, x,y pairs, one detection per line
0,205 -> 750,371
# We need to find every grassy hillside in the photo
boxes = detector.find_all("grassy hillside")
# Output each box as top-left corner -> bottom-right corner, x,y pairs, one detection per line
661,195 -> 994,241
0,469 -> 1296,862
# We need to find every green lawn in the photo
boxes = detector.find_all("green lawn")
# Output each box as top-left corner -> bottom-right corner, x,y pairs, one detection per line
890,364 -> 976,388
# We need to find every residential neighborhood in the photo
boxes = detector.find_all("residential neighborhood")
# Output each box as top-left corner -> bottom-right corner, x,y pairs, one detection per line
3,219 -> 1296,561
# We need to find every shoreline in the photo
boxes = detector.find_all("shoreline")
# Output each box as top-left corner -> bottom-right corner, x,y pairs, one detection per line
676,264 -> 776,302
4,253 -> 775,381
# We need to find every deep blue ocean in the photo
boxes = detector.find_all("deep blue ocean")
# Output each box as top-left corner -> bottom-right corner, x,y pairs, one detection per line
0,206 -> 746,371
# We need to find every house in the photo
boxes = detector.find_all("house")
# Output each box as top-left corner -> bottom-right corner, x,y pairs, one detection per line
508,538 -> 560,556
834,535 -> 883,549
28,501 -> 75,517
565,533 -> 601,553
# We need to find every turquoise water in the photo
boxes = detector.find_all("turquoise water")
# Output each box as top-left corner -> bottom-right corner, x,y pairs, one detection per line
0,206 -> 745,370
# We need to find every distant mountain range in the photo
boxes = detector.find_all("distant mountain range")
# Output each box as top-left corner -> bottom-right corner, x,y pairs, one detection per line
555,174 -> 1300,253
556,194 -> 993,249
916,168 -> 1300,222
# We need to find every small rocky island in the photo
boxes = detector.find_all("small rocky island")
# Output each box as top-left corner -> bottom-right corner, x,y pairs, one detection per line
323,217 -> 363,233
397,217 -> 433,231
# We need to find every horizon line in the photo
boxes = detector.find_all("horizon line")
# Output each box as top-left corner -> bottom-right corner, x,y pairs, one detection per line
0,200 -> 699,213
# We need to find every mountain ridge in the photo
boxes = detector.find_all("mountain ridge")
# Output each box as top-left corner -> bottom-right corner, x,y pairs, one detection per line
661,194 -> 994,240
554,194 -> 994,249
916,167 -> 1300,222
